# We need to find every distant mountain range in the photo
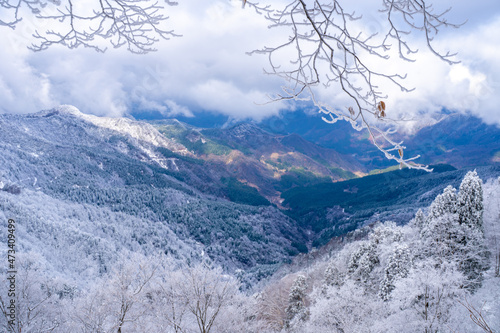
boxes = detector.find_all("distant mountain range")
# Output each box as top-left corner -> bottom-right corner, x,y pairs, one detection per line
403,114 -> 500,168
258,109 -> 500,170
1,106 -> 499,285
136,108 -> 500,170
151,119 -> 365,206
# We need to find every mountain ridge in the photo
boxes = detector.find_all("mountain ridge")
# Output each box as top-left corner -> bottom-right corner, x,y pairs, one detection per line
0,107 -> 312,285
2,106 -> 499,286
259,109 -> 500,169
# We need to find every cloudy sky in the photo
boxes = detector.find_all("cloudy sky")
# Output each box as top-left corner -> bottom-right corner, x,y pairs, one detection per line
0,0 -> 499,126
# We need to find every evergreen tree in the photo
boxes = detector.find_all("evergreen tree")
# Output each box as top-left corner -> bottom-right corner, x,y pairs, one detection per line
427,185 -> 457,221
285,274 -> 309,328
347,242 -> 379,283
457,224 -> 489,290
457,170 -> 484,229
456,170 -> 488,290
410,208 -> 425,231
324,261 -> 345,289
420,172 -> 488,291
421,212 -> 461,261
379,244 -> 412,301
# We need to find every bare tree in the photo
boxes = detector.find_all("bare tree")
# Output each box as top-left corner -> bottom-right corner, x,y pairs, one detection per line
244,0 -> 462,170
0,253 -> 64,333
177,263 -> 240,333
70,252 -> 158,333
255,275 -> 296,331
153,268 -> 190,333
110,257 -> 157,333
0,0 -> 179,53
457,299 -> 495,333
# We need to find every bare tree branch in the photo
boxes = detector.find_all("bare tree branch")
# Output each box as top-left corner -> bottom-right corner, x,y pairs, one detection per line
245,0 -> 463,170
457,298 -> 495,333
1,0 -> 179,53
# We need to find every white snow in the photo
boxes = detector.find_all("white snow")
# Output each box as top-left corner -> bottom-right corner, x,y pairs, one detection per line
54,105 -> 187,154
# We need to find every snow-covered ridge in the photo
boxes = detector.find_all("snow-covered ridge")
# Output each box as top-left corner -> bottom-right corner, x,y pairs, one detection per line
53,105 -> 188,155
52,105 -> 83,116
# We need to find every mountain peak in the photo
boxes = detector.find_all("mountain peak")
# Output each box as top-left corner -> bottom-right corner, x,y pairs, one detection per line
32,105 -> 84,118
53,105 -> 83,116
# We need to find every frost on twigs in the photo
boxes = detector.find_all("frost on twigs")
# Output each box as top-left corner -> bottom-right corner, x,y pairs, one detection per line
245,0 -> 462,170
1,0 -> 179,53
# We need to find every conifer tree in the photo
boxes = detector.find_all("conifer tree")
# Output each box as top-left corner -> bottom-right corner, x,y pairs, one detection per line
285,274 -> 308,328
458,170 -> 484,229
379,244 -> 412,301
455,171 -> 488,290
427,185 -> 457,221
410,208 -> 426,231
420,172 -> 488,291
421,212 -> 461,261
324,261 -> 345,289
347,242 -> 379,283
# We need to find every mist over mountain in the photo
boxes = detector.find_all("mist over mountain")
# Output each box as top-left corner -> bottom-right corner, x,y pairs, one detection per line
136,108 -> 500,170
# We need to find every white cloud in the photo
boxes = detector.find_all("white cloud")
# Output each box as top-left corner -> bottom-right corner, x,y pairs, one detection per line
382,15 -> 500,126
0,0 -> 498,126
442,15 -> 500,125
0,33 -> 56,114
163,100 -> 194,118
190,79 -> 286,121
303,12 -> 500,129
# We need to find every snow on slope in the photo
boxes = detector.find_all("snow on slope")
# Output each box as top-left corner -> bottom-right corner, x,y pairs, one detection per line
34,105 -> 191,172
55,105 -> 187,153
0,107 -> 307,285
0,188 -> 201,288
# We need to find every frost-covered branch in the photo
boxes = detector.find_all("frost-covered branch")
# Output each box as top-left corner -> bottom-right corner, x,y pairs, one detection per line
244,0 -> 462,170
457,298 -> 495,333
1,0 -> 179,53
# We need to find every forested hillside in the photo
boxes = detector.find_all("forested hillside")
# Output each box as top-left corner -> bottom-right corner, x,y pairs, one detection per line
0,107 -> 309,285
0,107 -> 499,333
1,171 -> 498,332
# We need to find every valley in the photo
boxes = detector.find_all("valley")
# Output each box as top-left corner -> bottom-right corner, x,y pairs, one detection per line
0,106 -> 499,332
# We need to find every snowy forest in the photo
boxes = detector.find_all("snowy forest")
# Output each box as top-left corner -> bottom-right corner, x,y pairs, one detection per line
1,0 -> 499,332
1,170 -> 499,332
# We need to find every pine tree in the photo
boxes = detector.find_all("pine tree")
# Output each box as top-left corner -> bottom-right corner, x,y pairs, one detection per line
457,170 -> 484,229
427,185 -> 457,221
324,261 -> 345,288
347,242 -> 379,283
379,244 -> 412,301
285,274 -> 309,328
420,172 -> 488,291
420,185 -> 461,263
455,170 -> 489,290
421,212 -> 461,261
410,208 -> 425,231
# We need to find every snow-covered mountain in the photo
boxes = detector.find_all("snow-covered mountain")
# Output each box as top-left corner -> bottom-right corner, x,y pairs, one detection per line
1,106 -> 498,286
0,106 -> 308,286
1,106 -> 499,333
259,109 -> 500,169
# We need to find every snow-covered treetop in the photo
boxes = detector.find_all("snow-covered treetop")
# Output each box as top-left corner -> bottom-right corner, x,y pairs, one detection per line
427,185 -> 458,221
458,170 -> 484,228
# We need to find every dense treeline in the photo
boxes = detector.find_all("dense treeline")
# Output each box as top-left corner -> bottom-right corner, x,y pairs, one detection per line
0,111 -> 307,279
1,172 -> 498,333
